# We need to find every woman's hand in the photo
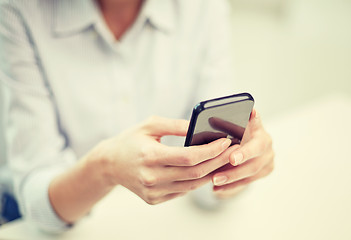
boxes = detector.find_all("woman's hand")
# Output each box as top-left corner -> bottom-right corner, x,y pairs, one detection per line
97,116 -> 232,205
211,109 -> 275,198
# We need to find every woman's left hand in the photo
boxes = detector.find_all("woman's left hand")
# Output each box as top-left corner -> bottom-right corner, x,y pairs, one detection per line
211,109 -> 275,198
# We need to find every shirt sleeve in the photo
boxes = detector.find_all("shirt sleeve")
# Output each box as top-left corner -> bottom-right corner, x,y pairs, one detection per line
0,3 -> 77,232
194,0 -> 235,102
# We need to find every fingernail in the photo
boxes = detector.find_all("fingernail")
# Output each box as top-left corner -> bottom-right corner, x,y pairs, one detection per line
221,139 -> 231,150
213,175 -> 228,186
232,152 -> 243,166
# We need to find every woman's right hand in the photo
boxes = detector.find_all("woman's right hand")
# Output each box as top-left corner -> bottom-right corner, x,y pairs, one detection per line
95,116 -> 232,205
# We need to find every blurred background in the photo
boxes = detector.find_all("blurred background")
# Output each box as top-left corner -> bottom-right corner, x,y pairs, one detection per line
229,0 -> 351,120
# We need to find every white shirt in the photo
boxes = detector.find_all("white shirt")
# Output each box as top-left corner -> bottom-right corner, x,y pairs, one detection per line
0,0 -> 233,232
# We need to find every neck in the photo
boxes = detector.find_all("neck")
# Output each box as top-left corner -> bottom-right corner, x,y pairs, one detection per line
97,0 -> 144,40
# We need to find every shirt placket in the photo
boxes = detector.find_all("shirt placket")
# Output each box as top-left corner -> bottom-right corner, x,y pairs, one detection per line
110,50 -> 138,129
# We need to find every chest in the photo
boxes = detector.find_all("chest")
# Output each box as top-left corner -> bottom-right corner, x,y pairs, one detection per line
36,29 -> 201,156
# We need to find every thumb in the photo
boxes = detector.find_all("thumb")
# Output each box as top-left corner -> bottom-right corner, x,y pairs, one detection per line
142,116 -> 189,137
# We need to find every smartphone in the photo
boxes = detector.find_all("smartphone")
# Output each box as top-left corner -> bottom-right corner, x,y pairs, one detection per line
184,93 -> 254,147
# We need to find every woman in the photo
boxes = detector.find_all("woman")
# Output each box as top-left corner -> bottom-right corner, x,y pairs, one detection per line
0,0 -> 274,232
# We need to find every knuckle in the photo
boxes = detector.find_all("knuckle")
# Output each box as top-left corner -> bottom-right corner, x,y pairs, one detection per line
139,145 -> 156,165
140,171 -> 157,187
145,197 -> 158,205
188,184 -> 197,191
205,141 -> 224,159
188,181 -> 202,191
147,200 -> 158,205
187,167 -> 204,179
141,116 -> 159,130
242,148 -> 252,161
258,131 -> 272,150
249,163 -> 261,175
262,133 -> 273,152
256,140 -> 267,155
146,115 -> 160,125
142,189 -> 159,205
180,154 -> 195,166
209,146 -> 221,158
181,181 -> 199,192
177,180 -> 201,192
146,194 -> 162,205
242,177 -> 253,185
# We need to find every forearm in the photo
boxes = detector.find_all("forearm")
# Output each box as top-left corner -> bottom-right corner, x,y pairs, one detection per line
49,142 -> 115,224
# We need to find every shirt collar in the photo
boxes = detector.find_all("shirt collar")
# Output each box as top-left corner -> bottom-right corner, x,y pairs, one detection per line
142,0 -> 176,33
52,0 -> 99,37
52,0 -> 176,37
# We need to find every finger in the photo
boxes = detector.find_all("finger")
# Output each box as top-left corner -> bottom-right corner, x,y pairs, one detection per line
227,109 -> 264,166
157,138 -> 232,166
140,176 -> 211,203
142,146 -> 239,186
229,119 -> 271,166
213,161 -> 274,192
145,192 -> 187,205
248,108 -> 263,132
229,135 -> 267,166
156,146 -> 237,183
213,150 -> 274,186
170,175 -> 212,192
142,116 -> 189,137
250,108 -> 257,120
152,174 -> 212,195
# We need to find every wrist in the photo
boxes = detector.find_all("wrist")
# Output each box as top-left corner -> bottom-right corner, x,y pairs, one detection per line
83,140 -> 119,188
49,140 -> 117,223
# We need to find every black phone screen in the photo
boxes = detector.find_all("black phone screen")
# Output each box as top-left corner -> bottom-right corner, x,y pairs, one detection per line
184,93 -> 254,147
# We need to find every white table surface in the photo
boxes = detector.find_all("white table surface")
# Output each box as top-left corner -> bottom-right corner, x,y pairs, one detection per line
1,94 -> 351,240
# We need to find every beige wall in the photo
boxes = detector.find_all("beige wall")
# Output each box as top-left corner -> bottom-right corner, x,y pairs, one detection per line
230,0 -> 351,119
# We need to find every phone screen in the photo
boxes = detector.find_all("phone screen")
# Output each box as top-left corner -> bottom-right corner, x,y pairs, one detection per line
185,93 -> 254,146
